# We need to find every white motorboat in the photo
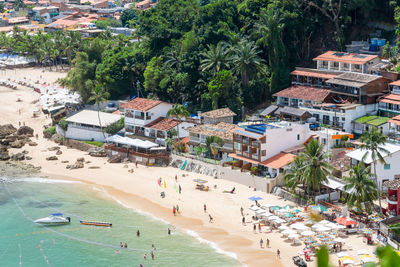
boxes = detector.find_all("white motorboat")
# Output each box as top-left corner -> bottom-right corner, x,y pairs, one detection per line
34,213 -> 70,225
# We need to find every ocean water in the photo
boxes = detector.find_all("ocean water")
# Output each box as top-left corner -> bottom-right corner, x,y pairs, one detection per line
0,177 -> 241,267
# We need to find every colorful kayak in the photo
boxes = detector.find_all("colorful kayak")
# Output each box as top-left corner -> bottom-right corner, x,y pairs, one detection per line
80,220 -> 112,227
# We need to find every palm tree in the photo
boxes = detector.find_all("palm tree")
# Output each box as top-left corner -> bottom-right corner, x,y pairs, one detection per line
283,156 -> 306,194
194,145 -> 207,160
300,139 -> 332,195
199,43 -> 231,76
88,83 -> 110,139
360,127 -> 389,213
343,163 -> 377,213
166,104 -> 190,141
231,39 -> 266,87
205,136 -> 224,161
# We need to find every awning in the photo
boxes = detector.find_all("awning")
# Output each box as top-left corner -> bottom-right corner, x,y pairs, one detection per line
106,135 -> 158,149
260,152 -> 296,169
322,177 -> 347,190
229,153 -> 260,164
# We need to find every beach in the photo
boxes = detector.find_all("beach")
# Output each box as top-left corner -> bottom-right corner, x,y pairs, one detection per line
0,67 -> 378,267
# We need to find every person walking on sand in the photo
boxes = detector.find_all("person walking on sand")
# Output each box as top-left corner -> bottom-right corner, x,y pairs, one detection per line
179,184 -> 181,194
277,249 -> 280,259
175,175 -> 177,182
204,204 -> 207,213
260,238 -> 263,248
267,239 -> 270,248
253,224 -> 256,233
240,207 -> 244,216
209,214 -> 213,223
242,216 -> 246,226
176,205 -> 179,214
137,230 -> 140,237
258,224 -> 262,233
173,206 -> 176,216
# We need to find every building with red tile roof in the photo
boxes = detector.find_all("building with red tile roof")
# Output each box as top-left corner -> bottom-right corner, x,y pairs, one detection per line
121,97 -> 163,111
273,85 -> 331,106
313,51 -> 381,74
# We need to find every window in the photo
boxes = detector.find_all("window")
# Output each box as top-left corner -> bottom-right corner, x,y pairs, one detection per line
261,150 -> 266,156
333,62 -> 339,68
384,164 -> 391,170
297,134 -> 300,140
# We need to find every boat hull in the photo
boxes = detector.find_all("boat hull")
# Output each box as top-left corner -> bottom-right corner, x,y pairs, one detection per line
80,221 -> 112,227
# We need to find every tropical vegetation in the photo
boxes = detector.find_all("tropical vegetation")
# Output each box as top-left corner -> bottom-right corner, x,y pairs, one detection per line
359,127 -> 389,213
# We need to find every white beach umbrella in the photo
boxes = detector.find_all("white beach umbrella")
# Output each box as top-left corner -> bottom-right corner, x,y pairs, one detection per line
273,218 -> 286,224
278,225 -> 289,231
260,212 -> 273,218
268,216 -> 280,221
311,224 -> 324,230
360,256 -> 374,263
334,237 -> 345,243
342,259 -> 354,265
249,205 -> 261,211
357,249 -> 370,255
336,252 -> 349,258
319,220 -> 331,224
282,229 -> 297,235
255,209 -> 268,215
301,231 -> 316,236
288,233 -> 300,239
315,226 -> 331,232
261,204 -> 274,209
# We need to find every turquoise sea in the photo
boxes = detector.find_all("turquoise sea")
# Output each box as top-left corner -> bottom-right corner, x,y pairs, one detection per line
0,177 -> 241,267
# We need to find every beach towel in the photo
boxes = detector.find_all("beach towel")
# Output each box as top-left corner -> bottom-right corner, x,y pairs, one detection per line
157,178 -> 161,187
164,180 -> 167,189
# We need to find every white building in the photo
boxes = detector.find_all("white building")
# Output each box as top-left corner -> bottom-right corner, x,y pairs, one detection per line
60,109 -> 122,142
313,128 -> 353,150
299,103 -> 377,133
346,142 -> 400,186
121,98 -> 195,144
313,51 -> 381,74
352,115 -> 390,135
230,121 -> 311,177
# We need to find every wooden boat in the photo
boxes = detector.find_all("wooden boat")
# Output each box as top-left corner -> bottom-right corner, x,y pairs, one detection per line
80,220 -> 112,227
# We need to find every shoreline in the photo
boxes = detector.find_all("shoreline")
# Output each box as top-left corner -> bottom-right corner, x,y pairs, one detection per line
0,67 -> 291,267
41,172 -> 279,267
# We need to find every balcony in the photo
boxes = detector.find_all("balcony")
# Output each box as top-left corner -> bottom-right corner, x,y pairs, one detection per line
387,197 -> 398,205
330,86 -> 358,96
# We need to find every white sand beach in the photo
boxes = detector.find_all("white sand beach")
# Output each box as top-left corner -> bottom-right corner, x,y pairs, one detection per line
0,67 -> 379,267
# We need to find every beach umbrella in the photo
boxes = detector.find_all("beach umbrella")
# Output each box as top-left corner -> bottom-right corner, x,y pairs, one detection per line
288,233 -> 299,239
283,205 -> 293,210
193,179 -> 207,183
248,196 -> 263,201
319,220 -> 330,224
282,229 -> 297,235
273,218 -> 286,224
336,252 -> 349,258
292,209 -> 301,213
261,204 -> 274,209
301,231 -> 316,236
361,257 -> 374,264
334,237 -> 345,243
284,213 -> 294,218
335,217 -> 357,226
249,205 -> 261,211
260,212 -> 273,218
268,216 -> 280,221
342,259 -> 354,265
257,211 -> 272,216
315,226 -> 331,232
278,225 -> 289,231
357,249 -> 371,255
270,206 -> 281,211
291,223 -> 310,231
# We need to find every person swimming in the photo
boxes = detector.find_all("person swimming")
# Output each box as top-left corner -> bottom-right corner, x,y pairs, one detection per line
137,230 -> 140,237
124,243 -> 128,248
120,242 -> 123,248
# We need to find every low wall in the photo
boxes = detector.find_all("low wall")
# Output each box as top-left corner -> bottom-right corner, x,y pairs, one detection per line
171,154 -> 280,193
315,191 -> 340,203
64,138 -> 96,152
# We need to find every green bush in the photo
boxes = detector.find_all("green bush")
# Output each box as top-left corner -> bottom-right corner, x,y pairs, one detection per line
83,141 -> 104,147
58,118 -> 68,131
105,118 -> 124,135
44,126 -> 56,135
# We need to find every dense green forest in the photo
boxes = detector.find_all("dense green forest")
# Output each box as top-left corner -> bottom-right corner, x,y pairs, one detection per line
4,0 -> 400,114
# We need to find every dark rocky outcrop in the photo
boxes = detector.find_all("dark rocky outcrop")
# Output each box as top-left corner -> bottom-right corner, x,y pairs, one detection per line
16,126 -> 34,136
46,156 -> 58,161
